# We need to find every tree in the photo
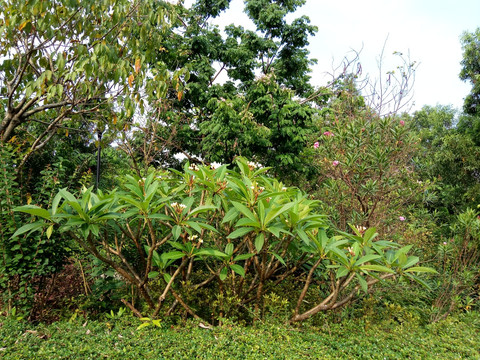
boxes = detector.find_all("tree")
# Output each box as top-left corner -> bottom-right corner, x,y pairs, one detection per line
133,0 -> 318,179
0,0 -> 178,169
460,28 -> 480,117
413,105 -> 480,220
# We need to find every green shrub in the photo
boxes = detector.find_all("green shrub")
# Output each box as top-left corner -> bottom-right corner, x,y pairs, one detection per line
12,157 -> 435,324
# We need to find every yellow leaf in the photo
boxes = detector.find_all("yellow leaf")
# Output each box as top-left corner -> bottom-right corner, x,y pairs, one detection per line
18,20 -> 29,31
135,58 -> 141,74
46,225 -> 53,239
177,91 -> 183,101
26,193 -> 32,205
65,129 -> 69,137
113,114 -> 117,125
7,135 -> 16,143
128,74 -> 134,87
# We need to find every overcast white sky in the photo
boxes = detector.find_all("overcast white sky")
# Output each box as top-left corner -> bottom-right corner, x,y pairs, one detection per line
185,0 -> 480,113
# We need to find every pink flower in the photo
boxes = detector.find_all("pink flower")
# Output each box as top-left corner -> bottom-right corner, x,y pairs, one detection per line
332,160 -> 339,166
323,131 -> 334,137
399,216 -> 406,221
313,141 -> 319,149
443,241 -> 447,245
399,120 -> 405,126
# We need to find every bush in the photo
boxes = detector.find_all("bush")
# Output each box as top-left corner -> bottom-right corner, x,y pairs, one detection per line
12,157 -> 435,324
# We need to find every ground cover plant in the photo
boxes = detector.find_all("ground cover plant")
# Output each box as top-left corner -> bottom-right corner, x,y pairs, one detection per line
0,312 -> 479,359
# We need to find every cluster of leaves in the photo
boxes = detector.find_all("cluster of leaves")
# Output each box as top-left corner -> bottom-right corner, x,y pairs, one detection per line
13,157 -> 434,323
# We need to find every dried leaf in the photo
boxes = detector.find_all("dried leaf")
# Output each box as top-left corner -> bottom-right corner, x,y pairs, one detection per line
128,74 -> 134,87
135,58 -> 141,73
18,20 -> 29,31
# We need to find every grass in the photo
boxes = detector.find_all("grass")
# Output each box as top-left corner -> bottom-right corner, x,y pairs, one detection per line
1,311 -> 479,359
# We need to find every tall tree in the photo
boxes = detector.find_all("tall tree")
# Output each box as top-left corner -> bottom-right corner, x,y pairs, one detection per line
460,28 -> 480,117
137,0 -> 318,178
0,0 -> 178,169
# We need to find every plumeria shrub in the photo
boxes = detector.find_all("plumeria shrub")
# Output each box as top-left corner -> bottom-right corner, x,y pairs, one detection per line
309,87 -> 425,234
12,157 -> 434,324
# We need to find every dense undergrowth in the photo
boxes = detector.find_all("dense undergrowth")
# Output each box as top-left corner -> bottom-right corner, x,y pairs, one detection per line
1,311 -> 479,359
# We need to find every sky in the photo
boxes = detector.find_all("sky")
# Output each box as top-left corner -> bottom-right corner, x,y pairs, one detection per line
184,0 -> 480,113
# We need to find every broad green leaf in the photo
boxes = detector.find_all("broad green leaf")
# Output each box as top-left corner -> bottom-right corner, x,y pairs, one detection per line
219,267 -> 228,281
255,232 -> 265,253
14,205 -> 51,220
401,256 -> 419,269
296,229 -> 311,245
162,251 -> 185,260
51,192 -> 63,215
229,264 -> 245,277
359,264 -> 395,273
233,253 -> 255,261
225,243 -> 234,256
189,204 -> 217,217
356,273 -> 368,293
148,214 -> 173,221
363,227 -> 378,242
227,227 -> 254,239
393,245 -> 414,263
222,207 -> 239,223
163,273 -> 172,284
194,248 -> 227,258
11,222 -> 44,238
336,266 -> 349,278
195,222 -> 219,233
148,271 -> 159,279
354,254 -> 381,266
264,202 -> 294,226
172,225 -> 181,240
231,201 -> 257,222
185,220 -> 202,234
236,217 -> 261,227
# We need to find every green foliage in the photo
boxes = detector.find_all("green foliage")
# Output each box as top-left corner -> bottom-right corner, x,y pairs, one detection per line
139,0 -> 318,177
12,157 -> 434,323
0,144 -> 72,317
0,313 -> 479,359
0,0 -> 180,167
413,105 -> 480,222
429,209 -> 480,322
460,27 -> 480,116
309,84 -> 424,233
